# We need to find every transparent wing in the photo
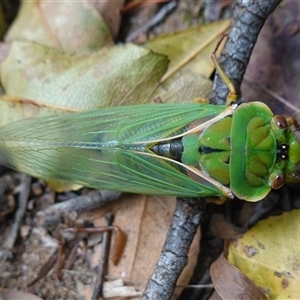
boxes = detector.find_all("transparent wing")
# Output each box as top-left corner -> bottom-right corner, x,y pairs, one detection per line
0,103 -> 227,197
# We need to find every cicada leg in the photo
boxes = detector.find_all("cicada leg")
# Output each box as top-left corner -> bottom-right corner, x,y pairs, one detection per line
285,116 -> 300,129
192,97 -> 209,104
206,196 -> 227,205
211,35 -> 238,105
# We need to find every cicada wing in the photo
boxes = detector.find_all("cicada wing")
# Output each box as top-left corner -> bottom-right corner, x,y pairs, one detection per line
0,103 -> 227,144
0,141 -> 224,197
115,151 -> 224,197
112,103 -> 227,143
0,103 -> 228,196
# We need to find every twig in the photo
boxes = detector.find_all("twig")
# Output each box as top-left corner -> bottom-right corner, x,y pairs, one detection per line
36,190 -> 120,226
142,197 -> 206,299
91,213 -> 113,300
126,0 -> 178,42
0,174 -> 31,273
121,0 -> 170,14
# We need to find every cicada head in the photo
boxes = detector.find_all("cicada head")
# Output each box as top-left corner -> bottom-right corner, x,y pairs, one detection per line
230,102 -> 300,201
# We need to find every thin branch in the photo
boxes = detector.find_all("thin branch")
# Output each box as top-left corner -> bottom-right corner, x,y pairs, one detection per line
36,190 -> 120,226
0,175 -> 31,273
142,197 -> 206,299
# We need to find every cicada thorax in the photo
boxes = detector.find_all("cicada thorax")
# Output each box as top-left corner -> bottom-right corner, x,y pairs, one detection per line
149,116 -> 233,184
181,116 -> 232,186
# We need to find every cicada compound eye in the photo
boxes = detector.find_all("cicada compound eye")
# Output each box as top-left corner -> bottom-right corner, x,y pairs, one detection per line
270,174 -> 286,189
273,115 -> 288,129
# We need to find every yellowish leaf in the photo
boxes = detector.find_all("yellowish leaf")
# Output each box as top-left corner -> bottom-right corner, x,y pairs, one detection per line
5,0 -> 114,53
145,19 -> 232,82
228,210 -> 300,299
0,42 -> 168,122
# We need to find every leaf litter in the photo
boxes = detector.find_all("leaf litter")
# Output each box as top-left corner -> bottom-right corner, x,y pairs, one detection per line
0,1 -> 232,299
2,1 -> 300,300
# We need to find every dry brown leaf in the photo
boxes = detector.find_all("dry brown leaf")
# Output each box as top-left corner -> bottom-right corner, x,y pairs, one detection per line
5,0 -> 114,53
0,41 -> 167,122
209,214 -> 241,240
211,254 -> 266,300
208,290 -> 223,300
94,0 -> 125,38
80,194 -> 200,297
0,288 -> 43,300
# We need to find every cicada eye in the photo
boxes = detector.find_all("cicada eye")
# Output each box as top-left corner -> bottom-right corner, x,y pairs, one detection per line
273,115 -> 288,129
270,174 -> 286,189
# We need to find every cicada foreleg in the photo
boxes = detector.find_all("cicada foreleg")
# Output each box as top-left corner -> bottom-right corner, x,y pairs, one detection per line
285,116 -> 300,129
211,35 -> 238,105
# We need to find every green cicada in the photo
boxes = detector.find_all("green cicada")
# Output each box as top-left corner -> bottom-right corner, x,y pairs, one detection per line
0,99 -> 299,201
0,58 -> 299,202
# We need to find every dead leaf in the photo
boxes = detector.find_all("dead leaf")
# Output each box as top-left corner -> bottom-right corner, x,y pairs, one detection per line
0,288 -> 43,300
208,290 -> 223,300
209,214 -> 241,240
228,210 -> 300,299
211,253 -> 266,300
0,41 -> 168,122
150,70 -> 213,104
145,19 -> 232,81
81,194 -> 200,297
146,20 -> 231,103
5,0 -> 114,53
94,0 -> 125,38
